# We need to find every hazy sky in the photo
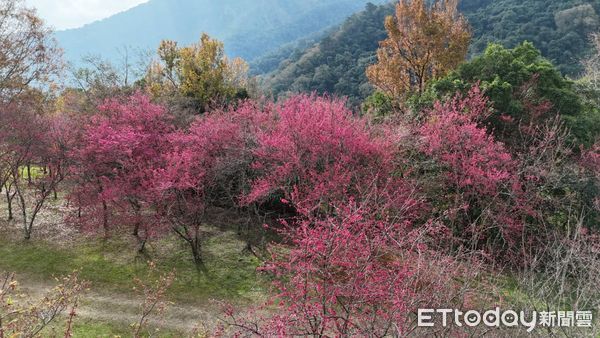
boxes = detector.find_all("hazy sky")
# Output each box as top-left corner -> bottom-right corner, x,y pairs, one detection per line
25,0 -> 149,30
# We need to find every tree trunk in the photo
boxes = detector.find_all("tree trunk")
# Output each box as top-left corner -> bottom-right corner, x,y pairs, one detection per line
189,238 -> 203,266
5,187 -> 14,221
171,208 -> 206,269
130,200 -> 147,253
132,223 -> 148,254
102,200 -> 109,239
77,195 -> 82,218
49,166 -> 58,200
138,238 -> 147,254
26,164 -> 32,184
17,190 -> 30,240
190,223 -> 206,268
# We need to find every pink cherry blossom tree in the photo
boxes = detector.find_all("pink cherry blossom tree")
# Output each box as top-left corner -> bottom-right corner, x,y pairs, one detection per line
69,93 -> 172,249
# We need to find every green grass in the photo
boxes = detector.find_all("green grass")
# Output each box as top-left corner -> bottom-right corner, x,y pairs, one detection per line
43,319 -> 130,337
0,228 -> 265,304
41,318 -> 184,337
19,165 -> 46,180
71,320 -> 127,337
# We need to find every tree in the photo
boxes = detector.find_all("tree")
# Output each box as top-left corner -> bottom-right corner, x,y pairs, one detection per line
0,91 -> 69,240
417,86 -> 526,256
69,93 -> 172,247
222,89 -> 599,336
414,84 -> 597,260
149,101 -> 267,265
224,193 -> 485,337
0,106 -> 13,220
70,93 -> 253,264
242,94 -> 397,215
465,0 -> 600,76
583,33 -> 600,88
361,90 -> 394,121
150,113 -> 246,265
581,141 -> 600,226
417,42 -> 598,148
366,0 -> 471,101
577,32 -> 600,107
554,4 -> 599,35
0,0 -> 61,103
68,51 -> 150,115
146,34 -> 249,117
0,0 -> 62,229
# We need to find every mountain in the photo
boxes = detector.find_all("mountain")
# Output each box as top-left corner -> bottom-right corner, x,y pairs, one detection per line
262,0 -> 600,104
54,0 -> 389,66
259,2 -> 391,105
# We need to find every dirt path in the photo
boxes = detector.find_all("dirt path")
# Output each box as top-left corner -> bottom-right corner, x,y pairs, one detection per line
0,194 -> 260,335
16,275 -> 221,334
1,205 -> 220,333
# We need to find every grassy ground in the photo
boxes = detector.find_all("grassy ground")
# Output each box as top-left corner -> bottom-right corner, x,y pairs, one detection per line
0,199 -> 268,336
44,319 -> 137,337
40,317 -> 189,337
0,229 -> 265,304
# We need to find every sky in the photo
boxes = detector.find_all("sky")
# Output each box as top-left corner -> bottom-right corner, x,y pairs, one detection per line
25,0 -> 149,30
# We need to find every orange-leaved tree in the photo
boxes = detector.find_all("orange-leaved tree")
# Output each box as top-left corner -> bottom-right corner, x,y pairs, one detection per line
367,0 -> 471,101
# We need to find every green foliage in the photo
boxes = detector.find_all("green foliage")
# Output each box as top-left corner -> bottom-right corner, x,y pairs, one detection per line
562,105 -> 600,147
263,0 -> 600,104
263,2 -> 392,106
146,34 -> 250,114
361,91 -> 394,120
465,0 -> 600,75
18,166 -> 45,180
414,42 -> 598,146
427,42 -> 578,113
250,34 -> 326,76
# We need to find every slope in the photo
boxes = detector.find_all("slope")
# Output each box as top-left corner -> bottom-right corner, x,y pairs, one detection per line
262,0 -> 600,104
54,0 -> 389,65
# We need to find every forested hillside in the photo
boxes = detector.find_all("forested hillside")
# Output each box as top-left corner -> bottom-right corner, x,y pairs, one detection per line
55,0 -> 387,65
467,0 -> 600,75
259,3 -> 391,105
263,0 -> 600,103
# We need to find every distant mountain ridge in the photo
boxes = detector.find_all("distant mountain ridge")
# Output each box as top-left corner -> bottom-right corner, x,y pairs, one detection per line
54,0 -> 389,66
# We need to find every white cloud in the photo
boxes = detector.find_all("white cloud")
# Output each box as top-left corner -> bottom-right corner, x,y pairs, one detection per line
25,0 -> 149,30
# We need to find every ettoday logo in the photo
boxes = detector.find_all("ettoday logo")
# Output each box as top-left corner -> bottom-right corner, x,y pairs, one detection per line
417,308 -> 593,332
